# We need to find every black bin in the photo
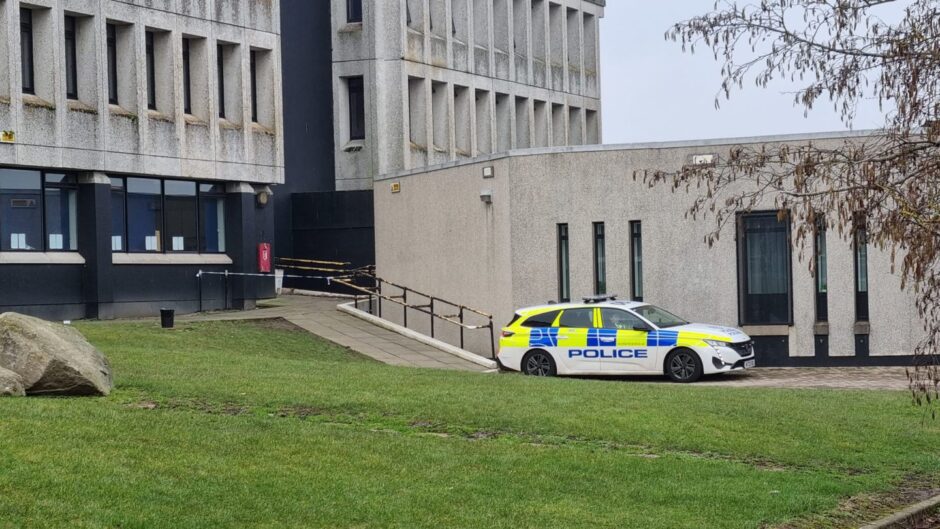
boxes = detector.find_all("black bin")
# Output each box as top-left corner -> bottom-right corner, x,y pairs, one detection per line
160,309 -> 175,329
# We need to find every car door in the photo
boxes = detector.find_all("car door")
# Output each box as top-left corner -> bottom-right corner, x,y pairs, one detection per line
555,307 -> 602,373
598,308 -> 657,373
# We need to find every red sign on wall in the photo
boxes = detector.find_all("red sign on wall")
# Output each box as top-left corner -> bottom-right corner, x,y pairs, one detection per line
258,243 -> 272,273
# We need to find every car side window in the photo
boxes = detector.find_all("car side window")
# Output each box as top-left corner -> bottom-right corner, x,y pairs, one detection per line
558,308 -> 596,328
521,310 -> 561,328
600,309 -> 646,331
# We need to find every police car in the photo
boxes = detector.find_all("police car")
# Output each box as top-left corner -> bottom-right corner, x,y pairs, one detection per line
498,296 -> 756,382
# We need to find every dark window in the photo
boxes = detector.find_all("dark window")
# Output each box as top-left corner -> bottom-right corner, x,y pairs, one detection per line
630,220 -> 643,302
110,178 -> 126,251
164,180 -> 198,253
600,309 -> 645,331
44,174 -> 78,251
0,169 -> 41,251
146,31 -> 156,110
126,178 -> 163,252
182,38 -> 192,114
250,50 -> 258,123
64,16 -> 78,99
347,0 -> 363,23
217,44 -> 226,119
199,184 -> 226,253
20,9 -> 34,94
557,223 -> 570,302
107,24 -> 118,105
855,224 -> 869,322
737,212 -> 793,325
559,308 -> 596,329
521,310 -> 561,328
592,222 -> 606,295
347,76 -> 365,140
815,219 -> 828,322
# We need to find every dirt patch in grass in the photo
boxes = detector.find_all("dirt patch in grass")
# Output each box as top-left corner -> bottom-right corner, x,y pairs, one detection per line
770,477 -> 940,529
242,318 -> 307,333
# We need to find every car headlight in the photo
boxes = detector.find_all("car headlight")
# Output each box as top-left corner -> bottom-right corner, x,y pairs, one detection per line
704,339 -> 731,349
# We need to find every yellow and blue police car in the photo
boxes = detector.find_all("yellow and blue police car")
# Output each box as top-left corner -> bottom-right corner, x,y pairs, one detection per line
498,296 -> 755,382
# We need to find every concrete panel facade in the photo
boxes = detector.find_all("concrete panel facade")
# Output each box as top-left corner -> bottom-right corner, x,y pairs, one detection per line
374,131 -> 923,364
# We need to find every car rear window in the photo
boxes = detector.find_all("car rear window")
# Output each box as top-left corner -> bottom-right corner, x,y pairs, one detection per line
521,310 -> 561,328
559,308 -> 595,328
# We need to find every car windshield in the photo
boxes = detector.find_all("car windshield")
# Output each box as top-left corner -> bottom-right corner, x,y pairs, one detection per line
633,305 -> 688,328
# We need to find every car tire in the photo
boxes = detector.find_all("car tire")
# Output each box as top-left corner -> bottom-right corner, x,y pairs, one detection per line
521,349 -> 557,377
665,348 -> 703,383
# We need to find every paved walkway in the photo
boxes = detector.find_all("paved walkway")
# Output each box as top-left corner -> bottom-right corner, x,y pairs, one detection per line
182,295 -> 488,372
697,366 -> 911,391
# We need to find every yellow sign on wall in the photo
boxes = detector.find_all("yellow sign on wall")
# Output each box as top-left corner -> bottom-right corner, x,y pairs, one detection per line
1,130 -> 14,143
390,182 -> 401,194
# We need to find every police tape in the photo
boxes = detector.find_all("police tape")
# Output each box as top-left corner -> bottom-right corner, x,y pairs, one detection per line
275,257 -> 351,266
195,270 -> 346,285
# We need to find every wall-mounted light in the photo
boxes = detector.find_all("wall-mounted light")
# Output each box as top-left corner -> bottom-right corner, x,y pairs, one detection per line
482,166 -> 494,179
255,186 -> 273,208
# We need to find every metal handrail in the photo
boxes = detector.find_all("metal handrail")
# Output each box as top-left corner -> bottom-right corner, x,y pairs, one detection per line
331,271 -> 497,359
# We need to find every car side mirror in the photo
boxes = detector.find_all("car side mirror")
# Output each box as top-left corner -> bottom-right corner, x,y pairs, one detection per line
633,324 -> 652,332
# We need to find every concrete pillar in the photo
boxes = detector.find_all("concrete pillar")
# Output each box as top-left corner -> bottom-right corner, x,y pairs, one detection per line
77,172 -> 114,319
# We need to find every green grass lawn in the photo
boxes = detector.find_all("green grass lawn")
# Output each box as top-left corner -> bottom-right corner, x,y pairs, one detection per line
1,319 -> 938,529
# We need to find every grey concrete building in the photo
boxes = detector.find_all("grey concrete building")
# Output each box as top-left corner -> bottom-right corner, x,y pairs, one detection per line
372,131 -> 922,366
0,0 -> 284,319
277,0 -> 604,286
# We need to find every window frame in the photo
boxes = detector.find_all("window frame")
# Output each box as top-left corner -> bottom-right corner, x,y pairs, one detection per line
64,15 -> 78,100
217,44 -> 226,119
347,0 -> 363,23
557,223 -> 570,303
0,168 -> 81,253
110,175 -> 228,255
182,37 -> 192,115
106,23 -> 118,105
736,211 -> 794,326
814,218 -> 828,322
20,8 -> 34,95
347,75 -> 365,141
249,50 -> 258,123
592,221 -> 606,296
629,220 -> 643,302
854,223 -> 870,322
145,31 -> 156,110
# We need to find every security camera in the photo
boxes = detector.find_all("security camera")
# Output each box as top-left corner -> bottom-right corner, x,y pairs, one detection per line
480,189 -> 493,204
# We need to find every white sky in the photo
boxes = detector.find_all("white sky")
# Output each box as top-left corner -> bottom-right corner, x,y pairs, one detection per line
599,1 -> 895,144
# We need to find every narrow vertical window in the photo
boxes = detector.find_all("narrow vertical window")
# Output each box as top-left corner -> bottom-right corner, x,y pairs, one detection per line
110,178 -> 126,252
217,44 -> 226,119
199,184 -> 226,253
249,50 -> 258,122
348,76 -> 365,140
163,180 -> 198,253
593,222 -> 606,295
630,221 -> 644,302
20,9 -> 34,94
44,174 -> 78,251
107,24 -> 118,105
815,220 -> 828,322
737,212 -> 793,325
855,224 -> 869,322
126,178 -> 162,252
182,38 -> 192,114
347,0 -> 363,23
557,223 -> 570,302
146,32 -> 156,110
64,16 -> 78,99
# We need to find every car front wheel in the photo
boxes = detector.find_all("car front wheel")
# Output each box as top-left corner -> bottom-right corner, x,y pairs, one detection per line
665,348 -> 703,383
522,350 -> 557,377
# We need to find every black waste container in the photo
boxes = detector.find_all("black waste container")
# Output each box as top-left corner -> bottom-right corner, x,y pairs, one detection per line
160,309 -> 175,329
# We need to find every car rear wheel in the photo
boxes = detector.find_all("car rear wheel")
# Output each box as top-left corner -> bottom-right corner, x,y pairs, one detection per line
665,348 -> 703,383
522,350 -> 557,377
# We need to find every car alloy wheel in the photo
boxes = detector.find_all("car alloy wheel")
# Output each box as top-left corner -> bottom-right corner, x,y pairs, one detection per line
667,350 -> 702,382
524,351 -> 555,376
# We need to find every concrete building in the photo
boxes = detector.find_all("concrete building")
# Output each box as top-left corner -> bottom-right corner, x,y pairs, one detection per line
372,131 -> 923,366
277,0 -> 605,287
0,0 -> 284,320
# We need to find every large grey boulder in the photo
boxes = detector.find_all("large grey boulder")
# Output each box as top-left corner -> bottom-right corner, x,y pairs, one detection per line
0,367 -> 24,397
0,313 -> 113,396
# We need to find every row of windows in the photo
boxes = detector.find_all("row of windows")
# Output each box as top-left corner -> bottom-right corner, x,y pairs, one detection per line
19,8 -> 269,124
554,213 -> 870,326
0,169 -> 226,255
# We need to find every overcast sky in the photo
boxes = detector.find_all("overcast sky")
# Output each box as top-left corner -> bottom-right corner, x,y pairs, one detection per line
599,1 -> 893,144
